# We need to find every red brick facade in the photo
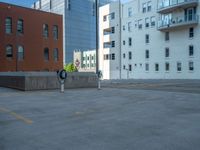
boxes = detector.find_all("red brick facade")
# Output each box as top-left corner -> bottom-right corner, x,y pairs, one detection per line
0,2 -> 63,72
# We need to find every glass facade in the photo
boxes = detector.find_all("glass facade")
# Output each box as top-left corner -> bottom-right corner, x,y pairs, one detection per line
33,0 -> 111,63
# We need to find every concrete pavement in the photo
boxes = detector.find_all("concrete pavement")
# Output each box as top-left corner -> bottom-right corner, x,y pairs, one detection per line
0,85 -> 200,150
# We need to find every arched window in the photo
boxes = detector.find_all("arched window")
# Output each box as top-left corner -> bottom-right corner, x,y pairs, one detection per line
53,48 -> 58,61
43,24 -> 49,37
5,17 -> 12,34
18,46 -> 24,60
53,25 -> 58,40
17,19 -> 24,34
44,48 -> 49,61
6,45 -> 13,58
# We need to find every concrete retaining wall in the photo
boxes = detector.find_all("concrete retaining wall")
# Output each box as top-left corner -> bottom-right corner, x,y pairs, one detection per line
0,72 -> 98,91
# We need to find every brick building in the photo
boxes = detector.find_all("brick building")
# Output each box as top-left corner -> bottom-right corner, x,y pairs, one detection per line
0,2 -> 63,72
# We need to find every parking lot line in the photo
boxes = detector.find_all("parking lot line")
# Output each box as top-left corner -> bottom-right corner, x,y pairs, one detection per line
0,107 -> 33,125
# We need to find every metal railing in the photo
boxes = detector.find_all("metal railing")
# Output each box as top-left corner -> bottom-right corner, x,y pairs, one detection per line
158,14 -> 199,29
158,0 -> 198,11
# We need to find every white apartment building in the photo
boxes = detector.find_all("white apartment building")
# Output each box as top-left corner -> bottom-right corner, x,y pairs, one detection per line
99,1 -> 121,79
99,0 -> 200,79
73,50 -> 96,72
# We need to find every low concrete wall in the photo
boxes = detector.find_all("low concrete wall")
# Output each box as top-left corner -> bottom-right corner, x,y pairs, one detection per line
0,72 -> 98,91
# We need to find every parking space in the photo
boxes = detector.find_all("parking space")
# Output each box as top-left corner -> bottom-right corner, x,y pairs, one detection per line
0,86 -> 200,150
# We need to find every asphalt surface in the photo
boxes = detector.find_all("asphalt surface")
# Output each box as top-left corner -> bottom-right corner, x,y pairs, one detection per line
0,81 -> 200,150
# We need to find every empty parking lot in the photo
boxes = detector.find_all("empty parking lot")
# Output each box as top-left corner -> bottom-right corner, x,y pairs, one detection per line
0,81 -> 200,150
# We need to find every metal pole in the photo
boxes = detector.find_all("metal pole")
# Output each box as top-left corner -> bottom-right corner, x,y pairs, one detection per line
119,0 -> 122,79
98,79 -> 101,90
61,83 -> 64,93
95,0 -> 99,74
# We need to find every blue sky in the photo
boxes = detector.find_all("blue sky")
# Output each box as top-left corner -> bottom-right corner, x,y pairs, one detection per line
0,0 -> 130,8
0,0 -> 37,7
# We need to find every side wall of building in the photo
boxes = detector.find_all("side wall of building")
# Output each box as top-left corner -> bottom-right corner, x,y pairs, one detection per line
0,3 -> 63,72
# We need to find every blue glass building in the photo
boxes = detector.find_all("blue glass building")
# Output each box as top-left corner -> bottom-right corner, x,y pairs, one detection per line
33,0 -> 111,64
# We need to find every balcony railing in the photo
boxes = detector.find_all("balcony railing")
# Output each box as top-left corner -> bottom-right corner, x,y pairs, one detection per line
157,0 -> 198,13
158,14 -> 199,31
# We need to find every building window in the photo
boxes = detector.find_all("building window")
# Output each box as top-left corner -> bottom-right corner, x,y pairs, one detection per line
123,53 -> 125,58
43,24 -> 49,38
103,16 -> 107,22
165,32 -> 169,41
165,48 -> 169,58
18,46 -> 24,61
67,0 -> 71,10
128,37 -> 132,46
145,18 -> 149,28
189,27 -> 194,38
5,17 -> 12,34
150,16 -> 155,27
147,1 -> 152,12
128,22 -> 132,32
111,53 -> 115,60
128,51 -> 132,60
123,25 -> 125,31
138,20 -> 142,29
189,45 -> 194,56
145,34 -> 149,43
53,25 -> 58,40
145,50 -> 149,59
177,62 -> 182,71
44,48 -> 49,61
111,41 -> 115,47
155,63 -> 159,71
142,3 -> 146,13
128,7 -> 132,17
17,19 -> 24,34
6,45 -> 13,58
123,65 -> 126,70
111,27 -> 115,33
111,12 -> 115,20
165,62 -> 170,71
145,63 -> 149,71
123,40 -> 125,45
53,48 -> 59,61
189,61 -> 194,71
129,64 -> 132,71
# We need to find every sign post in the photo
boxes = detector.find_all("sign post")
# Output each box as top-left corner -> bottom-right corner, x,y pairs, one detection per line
57,70 -> 67,93
97,70 -> 102,90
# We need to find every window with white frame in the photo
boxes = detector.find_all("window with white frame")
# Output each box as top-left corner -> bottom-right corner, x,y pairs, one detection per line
189,45 -> 194,56
177,62 -> 182,71
18,45 -> 24,61
145,18 -> 150,28
128,22 -> 132,32
145,63 -> 149,71
165,48 -> 169,58
165,62 -> 170,71
6,45 -> 13,58
189,61 -> 194,71
128,37 -> 132,46
5,17 -> 12,34
128,7 -> 132,17
142,3 -> 147,13
138,19 -> 142,29
128,51 -> 132,60
150,16 -> 155,27
155,63 -> 159,71
145,34 -> 150,43
147,1 -> 152,12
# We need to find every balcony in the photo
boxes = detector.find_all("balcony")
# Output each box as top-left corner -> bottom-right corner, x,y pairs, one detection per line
158,15 -> 199,31
157,0 -> 198,13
